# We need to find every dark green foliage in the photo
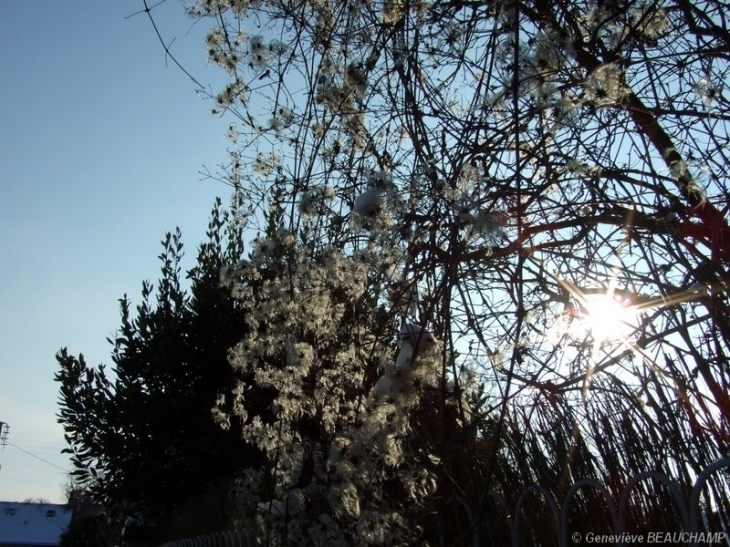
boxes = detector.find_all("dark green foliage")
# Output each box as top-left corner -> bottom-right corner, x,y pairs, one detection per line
59,515 -> 119,547
55,198 -> 257,520
59,483 -> 120,547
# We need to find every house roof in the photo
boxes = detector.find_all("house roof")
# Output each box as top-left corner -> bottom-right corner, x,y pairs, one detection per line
0,502 -> 73,546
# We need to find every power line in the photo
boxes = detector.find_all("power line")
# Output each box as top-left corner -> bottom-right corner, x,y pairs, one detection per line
0,474 -> 47,486
6,442 -> 67,473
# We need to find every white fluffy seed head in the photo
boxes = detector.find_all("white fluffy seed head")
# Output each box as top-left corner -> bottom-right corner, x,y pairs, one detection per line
399,323 -> 437,350
395,342 -> 414,372
375,374 -> 393,397
353,187 -> 383,216
375,371 -> 408,399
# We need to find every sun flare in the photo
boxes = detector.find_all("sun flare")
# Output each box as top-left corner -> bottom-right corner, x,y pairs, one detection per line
580,293 -> 640,343
556,279 -> 642,346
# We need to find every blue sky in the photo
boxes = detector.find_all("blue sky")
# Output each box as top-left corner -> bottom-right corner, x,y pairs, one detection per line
0,1 -> 235,502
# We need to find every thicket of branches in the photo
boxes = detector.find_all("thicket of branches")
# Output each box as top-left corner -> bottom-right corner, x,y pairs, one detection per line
141,0 -> 730,542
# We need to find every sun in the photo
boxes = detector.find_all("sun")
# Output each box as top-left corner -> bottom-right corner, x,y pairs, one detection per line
555,280 -> 644,402
580,293 -> 640,343
551,275 -> 709,402
557,279 -> 641,346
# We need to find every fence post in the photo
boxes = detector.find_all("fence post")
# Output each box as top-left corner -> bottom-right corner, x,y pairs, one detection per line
512,485 -> 560,547
560,478 -> 618,547
617,470 -> 689,546
689,457 -> 730,546
446,494 -> 478,546
477,490 -> 512,547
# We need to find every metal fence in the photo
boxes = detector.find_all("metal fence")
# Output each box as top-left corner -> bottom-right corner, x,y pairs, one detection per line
448,457 -> 730,547
158,528 -> 256,547
158,457 -> 730,547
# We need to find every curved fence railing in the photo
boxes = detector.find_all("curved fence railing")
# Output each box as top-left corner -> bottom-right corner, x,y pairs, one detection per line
158,458 -> 730,547
446,457 -> 730,547
158,528 -> 256,547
